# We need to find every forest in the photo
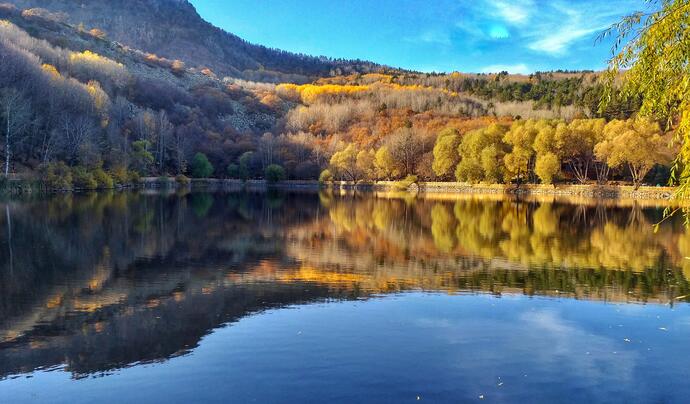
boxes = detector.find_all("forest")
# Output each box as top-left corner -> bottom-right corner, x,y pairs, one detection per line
0,2 -> 677,190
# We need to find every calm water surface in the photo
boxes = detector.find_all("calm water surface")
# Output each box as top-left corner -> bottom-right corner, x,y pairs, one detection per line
1,190 -> 690,403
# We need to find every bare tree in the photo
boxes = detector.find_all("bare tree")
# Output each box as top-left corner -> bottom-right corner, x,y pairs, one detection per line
59,115 -> 96,164
387,127 -> 425,176
0,88 -> 31,177
156,110 -> 173,172
258,132 -> 276,169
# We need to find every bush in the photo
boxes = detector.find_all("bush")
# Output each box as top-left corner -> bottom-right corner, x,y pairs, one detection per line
72,166 -> 98,190
128,170 -> 141,184
175,174 -> 190,185
191,152 -> 214,178
41,162 -> 73,190
226,163 -> 240,179
111,166 -> 129,185
393,174 -> 418,191
265,164 -> 286,183
319,169 -> 333,183
93,168 -> 114,189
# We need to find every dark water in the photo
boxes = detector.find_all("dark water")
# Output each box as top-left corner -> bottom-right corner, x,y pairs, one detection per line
1,190 -> 690,403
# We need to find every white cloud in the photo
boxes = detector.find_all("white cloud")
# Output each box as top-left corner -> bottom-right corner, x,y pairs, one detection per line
524,1 -> 628,55
488,0 -> 533,25
528,27 -> 601,54
480,63 -> 530,74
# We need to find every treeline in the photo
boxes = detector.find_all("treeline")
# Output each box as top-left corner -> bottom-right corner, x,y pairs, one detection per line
322,118 -> 674,188
0,14 -> 296,188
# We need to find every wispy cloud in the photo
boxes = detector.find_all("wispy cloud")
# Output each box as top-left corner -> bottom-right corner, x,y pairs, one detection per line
488,0 -> 534,25
455,0 -> 634,58
404,29 -> 452,46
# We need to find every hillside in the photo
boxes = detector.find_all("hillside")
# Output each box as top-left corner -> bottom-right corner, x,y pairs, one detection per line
0,3 -> 296,180
2,0 -> 391,82
0,2 -> 655,189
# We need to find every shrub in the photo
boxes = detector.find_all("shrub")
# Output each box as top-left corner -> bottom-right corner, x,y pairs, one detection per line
175,174 -> 190,185
265,164 -> 286,183
393,174 -> 418,191
129,170 -> 141,184
226,163 -> 240,179
111,166 -> 129,185
191,152 -> 214,178
93,168 -> 114,189
319,169 -> 333,183
41,162 -> 73,190
72,166 -> 98,190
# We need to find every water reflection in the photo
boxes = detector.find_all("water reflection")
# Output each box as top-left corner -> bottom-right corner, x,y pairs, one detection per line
0,190 -> 689,382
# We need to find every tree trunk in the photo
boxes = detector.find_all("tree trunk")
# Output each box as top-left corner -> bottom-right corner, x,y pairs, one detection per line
5,106 -> 10,177
6,205 -> 13,275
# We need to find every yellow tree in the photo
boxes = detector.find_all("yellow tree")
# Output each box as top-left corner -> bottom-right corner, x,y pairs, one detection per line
374,146 -> 398,180
503,120 -> 539,184
356,149 -> 376,181
562,119 -> 606,183
432,128 -> 461,179
594,119 -> 671,189
329,143 -> 359,181
601,0 -> 690,196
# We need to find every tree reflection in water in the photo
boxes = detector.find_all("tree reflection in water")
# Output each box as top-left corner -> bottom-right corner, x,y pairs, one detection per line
0,190 -> 688,379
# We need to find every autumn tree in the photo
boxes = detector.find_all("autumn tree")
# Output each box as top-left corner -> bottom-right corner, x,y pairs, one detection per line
374,146 -> 397,180
329,143 -> 359,181
503,120 -> 539,184
531,119 -> 564,184
432,127 -> 460,179
601,0 -> 690,196
356,148 -> 376,181
594,119 -> 671,189
455,123 -> 508,183
563,119 -> 606,183
387,127 -> 425,176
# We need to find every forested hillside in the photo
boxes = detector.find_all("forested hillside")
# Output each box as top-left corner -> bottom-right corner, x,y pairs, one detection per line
2,0 -> 391,82
0,1 -> 666,190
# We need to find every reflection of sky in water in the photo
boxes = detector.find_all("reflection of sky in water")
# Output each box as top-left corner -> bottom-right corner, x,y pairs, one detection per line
4,294 -> 690,403
2,192 -> 690,402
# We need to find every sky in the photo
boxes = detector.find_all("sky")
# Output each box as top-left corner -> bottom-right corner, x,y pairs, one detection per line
189,0 -> 646,74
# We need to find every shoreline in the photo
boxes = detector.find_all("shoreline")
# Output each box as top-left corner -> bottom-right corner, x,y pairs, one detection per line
3,177 -> 681,202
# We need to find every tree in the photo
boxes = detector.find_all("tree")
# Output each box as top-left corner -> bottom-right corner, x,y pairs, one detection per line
455,124 -> 508,183
191,152 -> 213,178
356,149 -> 376,180
374,146 -> 397,180
561,119 -> 606,183
535,152 -> 560,184
0,88 -> 31,177
265,164 -> 286,183
329,143 -> 358,181
504,120 -> 539,184
131,140 -> 153,174
227,163 -> 240,179
601,0 -> 690,195
387,127 -> 424,176
432,127 -> 460,179
239,151 -> 256,180
594,119 -> 671,189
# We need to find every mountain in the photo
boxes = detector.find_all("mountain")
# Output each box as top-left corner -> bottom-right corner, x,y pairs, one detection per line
2,0 -> 391,82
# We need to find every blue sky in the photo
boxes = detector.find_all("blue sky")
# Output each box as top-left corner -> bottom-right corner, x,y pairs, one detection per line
189,0 -> 645,74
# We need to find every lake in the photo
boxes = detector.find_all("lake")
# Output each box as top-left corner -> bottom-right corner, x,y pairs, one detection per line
1,190 -> 690,403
